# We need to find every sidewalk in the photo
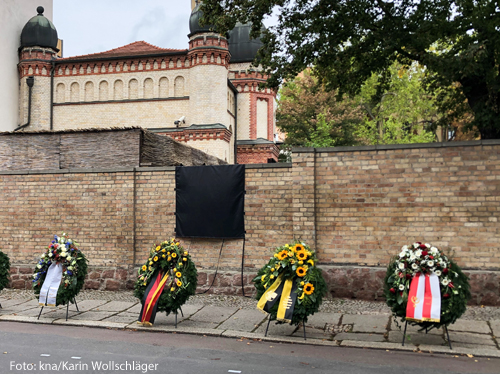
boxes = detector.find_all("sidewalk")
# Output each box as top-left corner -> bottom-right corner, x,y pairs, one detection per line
1,290 -> 499,358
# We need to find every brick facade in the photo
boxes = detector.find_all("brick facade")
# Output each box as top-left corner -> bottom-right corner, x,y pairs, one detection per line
2,141 -> 499,305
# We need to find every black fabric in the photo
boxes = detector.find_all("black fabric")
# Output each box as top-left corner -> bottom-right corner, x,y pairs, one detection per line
175,165 -> 245,239
138,270 -> 163,325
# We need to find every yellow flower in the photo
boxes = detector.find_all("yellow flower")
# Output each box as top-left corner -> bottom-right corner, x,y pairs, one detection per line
261,275 -> 266,282
167,252 -> 171,255
263,283 -> 268,289
162,254 -> 166,258
277,250 -> 288,261
296,250 -> 307,261
305,250 -> 312,257
141,265 -> 147,271
167,256 -> 171,261
273,253 -> 279,258
298,260 -> 303,265
270,275 -> 275,279
294,243 -> 305,252
172,253 -> 177,258
304,283 -> 314,295
161,248 -> 166,253
179,262 -> 183,267
176,272 -> 182,278
149,261 -> 153,265
296,266 -> 306,277
176,280 -> 182,287
156,246 -> 160,251
308,259 -> 314,266
290,259 -> 296,264
271,268 -> 275,272
173,268 -> 177,272
175,242 -> 180,246
153,256 -> 158,262
288,251 -> 294,257
170,287 -> 175,292
184,251 -> 188,256
299,293 -> 305,300
275,263 -> 280,269
183,257 -> 187,261
143,282 -> 147,286
300,281 -> 304,286
148,266 -> 152,271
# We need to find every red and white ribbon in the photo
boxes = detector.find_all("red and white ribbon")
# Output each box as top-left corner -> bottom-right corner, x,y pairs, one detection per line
406,273 -> 441,323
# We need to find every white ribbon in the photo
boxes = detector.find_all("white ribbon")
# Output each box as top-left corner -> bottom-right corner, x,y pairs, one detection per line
39,262 -> 63,307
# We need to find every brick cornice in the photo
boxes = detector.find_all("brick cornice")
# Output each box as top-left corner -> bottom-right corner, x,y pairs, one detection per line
157,128 -> 232,143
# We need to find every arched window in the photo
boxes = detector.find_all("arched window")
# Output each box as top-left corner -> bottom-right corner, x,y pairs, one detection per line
129,79 -> 138,99
114,80 -> 124,100
143,78 -> 154,99
70,82 -> 80,102
84,81 -> 94,102
174,76 -> 185,97
99,81 -> 108,101
56,83 -> 65,103
159,77 -> 169,98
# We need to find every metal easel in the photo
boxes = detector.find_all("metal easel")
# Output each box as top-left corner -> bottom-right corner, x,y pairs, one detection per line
264,314 -> 307,341
37,298 -> 80,321
401,320 -> 452,349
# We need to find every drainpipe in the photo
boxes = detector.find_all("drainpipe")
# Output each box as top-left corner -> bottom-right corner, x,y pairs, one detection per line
228,79 -> 238,164
14,76 -> 35,132
50,60 -> 55,130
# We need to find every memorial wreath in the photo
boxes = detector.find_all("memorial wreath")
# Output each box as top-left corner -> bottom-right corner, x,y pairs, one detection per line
384,242 -> 470,329
32,233 -> 88,306
0,250 -> 10,292
253,241 -> 327,326
134,238 -> 197,325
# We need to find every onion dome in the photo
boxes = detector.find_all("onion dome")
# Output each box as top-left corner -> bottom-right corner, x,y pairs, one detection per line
189,2 -> 214,35
228,22 -> 265,63
20,6 -> 58,50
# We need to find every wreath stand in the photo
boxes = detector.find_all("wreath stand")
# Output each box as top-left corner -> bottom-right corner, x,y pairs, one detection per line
173,307 -> 184,328
37,297 -> 80,321
263,314 -> 307,341
401,321 -> 453,350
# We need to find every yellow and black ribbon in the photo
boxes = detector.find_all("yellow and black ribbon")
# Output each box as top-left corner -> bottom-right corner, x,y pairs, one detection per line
257,274 -> 284,313
257,274 -> 298,323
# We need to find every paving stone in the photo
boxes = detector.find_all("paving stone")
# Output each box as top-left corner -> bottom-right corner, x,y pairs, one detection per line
70,311 -> 116,321
188,306 -> 238,324
448,319 -> 491,334
253,321 -> 298,337
490,320 -> 500,337
53,319 -> 128,329
446,331 -> 497,346
306,312 -> 342,329
217,308 -> 267,332
419,344 -> 500,358
0,315 -> 55,324
450,342 -> 499,350
292,326 -> 332,340
342,315 -> 389,333
94,301 -> 137,312
103,313 -> 138,324
387,331 -> 445,346
2,300 -> 40,312
125,303 -> 143,314
0,298 -> 31,308
73,299 -> 108,311
177,320 -> 219,329
334,332 -> 386,342
389,318 -> 442,335
340,340 -> 416,351
175,304 -> 205,318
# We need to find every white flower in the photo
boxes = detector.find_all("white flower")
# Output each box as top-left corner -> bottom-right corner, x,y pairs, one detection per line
421,260 -> 426,266
415,250 -> 422,257
425,243 -> 431,248
399,251 -> 406,258
41,254 -> 46,258
398,263 -> 405,270
60,251 -> 67,257
412,263 -> 418,270
442,278 -> 450,286
401,245 -> 408,251
71,261 -> 76,265
67,256 -> 72,261
427,260 -> 434,267
399,284 -> 405,291
48,253 -> 53,258
68,266 -> 73,271
409,255 -> 416,261
36,264 -> 41,269
430,247 -> 438,254
413,243 -> 419,248
64,279 -> 70,284
434,270 -> 442,276
33,274 -> 37,278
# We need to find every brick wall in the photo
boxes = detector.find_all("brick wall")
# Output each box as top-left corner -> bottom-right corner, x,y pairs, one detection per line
2,141 -> 500,304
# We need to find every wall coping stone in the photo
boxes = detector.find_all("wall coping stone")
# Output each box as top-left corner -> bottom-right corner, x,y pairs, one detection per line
293,140 -> 500,154
245,163 -> 292,169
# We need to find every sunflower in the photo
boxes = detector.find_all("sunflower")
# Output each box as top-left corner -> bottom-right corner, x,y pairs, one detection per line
294,243 -> 305,252
172,253 -> 177,258
175,272 -> 182,278
277,250 -> 288,260
141,265 -> 147,271
156,246 -> 161,251
296,250 -> 308,261
176,280 -> 182,287
304,283 -> 314,295
153,256 -> 158,262
296,266 -> 306,277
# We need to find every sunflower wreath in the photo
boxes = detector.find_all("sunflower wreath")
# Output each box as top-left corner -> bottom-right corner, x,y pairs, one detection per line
32,233 -> 88,306
253,241 -> 327,326
384,242 -> 471,330
134,238 -> 197,315
0,250 -> 10,292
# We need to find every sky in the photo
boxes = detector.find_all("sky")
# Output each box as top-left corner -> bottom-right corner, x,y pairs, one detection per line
53,0 -> 193,58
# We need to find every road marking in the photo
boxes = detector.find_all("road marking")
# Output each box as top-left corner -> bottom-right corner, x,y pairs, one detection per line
71,357 -> 82,360
228,371 -> 241,373
40,354 -> 50,357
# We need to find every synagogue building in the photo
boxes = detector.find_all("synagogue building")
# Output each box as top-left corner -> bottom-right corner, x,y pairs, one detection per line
16,2 -> 279,164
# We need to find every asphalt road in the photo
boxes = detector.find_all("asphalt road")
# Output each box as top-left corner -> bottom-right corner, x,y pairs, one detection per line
0,322 -> 498,374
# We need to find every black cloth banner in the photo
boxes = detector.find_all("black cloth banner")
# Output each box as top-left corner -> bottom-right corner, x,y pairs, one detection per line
175,165 -> 245,239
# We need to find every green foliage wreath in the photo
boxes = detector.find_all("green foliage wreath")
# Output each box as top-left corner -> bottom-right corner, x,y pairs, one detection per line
384,242 -> 471,330
0,250 -> 10,292
32,233 -> 88,306
134,238 -> 197,316
253,241 -> 327,325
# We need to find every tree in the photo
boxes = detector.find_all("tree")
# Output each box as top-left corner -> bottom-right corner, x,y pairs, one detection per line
277,71 -> 364,147
201,1 -> 500,139
356,62 -> 439,145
